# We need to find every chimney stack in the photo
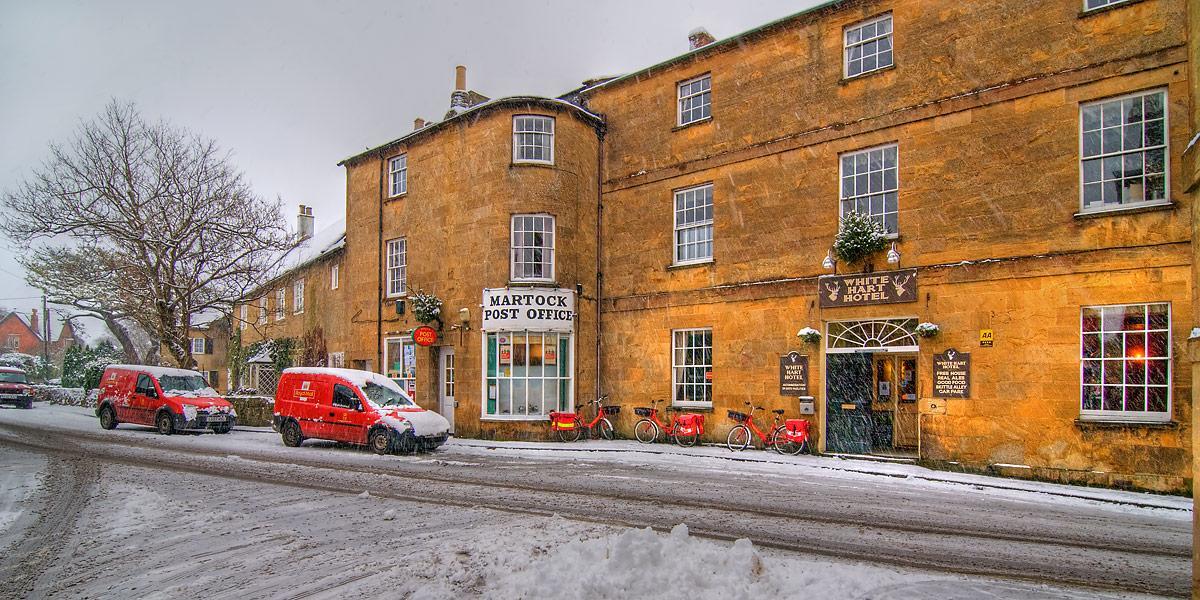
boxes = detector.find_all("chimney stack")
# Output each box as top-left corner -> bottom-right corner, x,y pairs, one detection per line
449,65 -> 470,113
688,27 -> 716,50
297,205 -> 314,240
414,117 -> 427,130
455,65 -> 467,91
29,309 -> 38,338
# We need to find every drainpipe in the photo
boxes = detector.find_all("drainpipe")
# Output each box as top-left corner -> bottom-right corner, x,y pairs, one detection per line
595,126 -> 605,404
376,152 -> 385,372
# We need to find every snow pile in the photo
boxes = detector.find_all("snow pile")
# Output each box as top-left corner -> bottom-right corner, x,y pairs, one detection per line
496,524 -> 777,599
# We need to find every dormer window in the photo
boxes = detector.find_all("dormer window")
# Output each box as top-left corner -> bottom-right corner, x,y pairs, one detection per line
513,116 -> 554,164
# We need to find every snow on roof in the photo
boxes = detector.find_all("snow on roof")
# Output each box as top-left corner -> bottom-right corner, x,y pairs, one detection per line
2,312 -> 41,340
190,309 -> 225,329
249,219 -> 346,296
247,345 -> 273,363
107,364 -> 203,378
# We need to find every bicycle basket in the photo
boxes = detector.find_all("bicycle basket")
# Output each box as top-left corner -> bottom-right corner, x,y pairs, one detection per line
602,405 -> 621,415
727,410 -> 748,423
634,407 -> 653,417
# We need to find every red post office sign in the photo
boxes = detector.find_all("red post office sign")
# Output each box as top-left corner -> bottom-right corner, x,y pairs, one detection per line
413,325 -> 438,347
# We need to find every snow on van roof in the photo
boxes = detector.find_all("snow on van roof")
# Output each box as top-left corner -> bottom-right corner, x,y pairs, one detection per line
284,367 -> 406,394
107,364 -> 204,378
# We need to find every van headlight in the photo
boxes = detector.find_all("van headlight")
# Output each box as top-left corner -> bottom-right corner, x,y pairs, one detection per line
182,405 -> 198,422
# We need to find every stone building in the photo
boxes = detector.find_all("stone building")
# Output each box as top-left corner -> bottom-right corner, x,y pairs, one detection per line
246,0 -> 1193,493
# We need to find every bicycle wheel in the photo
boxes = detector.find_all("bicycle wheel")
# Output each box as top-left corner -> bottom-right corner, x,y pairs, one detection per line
557,419 -> 583,443
726,424 -> 751,451
634,419 -> 659,443
771,425 -> 807,455
673,428 -> 699,447
598,418 -> 615,441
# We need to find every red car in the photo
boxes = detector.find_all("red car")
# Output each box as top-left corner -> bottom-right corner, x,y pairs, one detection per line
274,367 -> 450,454
0,367 -> 33,409
95,365 -> 236,434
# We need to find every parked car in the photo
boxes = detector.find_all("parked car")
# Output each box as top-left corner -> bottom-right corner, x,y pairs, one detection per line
274,367 -> 450,454
0,367 -> 33,409
95,365 -> 236,434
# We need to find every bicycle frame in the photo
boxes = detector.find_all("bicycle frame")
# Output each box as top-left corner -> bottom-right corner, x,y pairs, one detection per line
641,400 -> 686,436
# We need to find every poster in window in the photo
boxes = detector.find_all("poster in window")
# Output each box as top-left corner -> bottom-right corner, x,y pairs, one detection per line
404,344 -> 416,376
544,348 -> 557,366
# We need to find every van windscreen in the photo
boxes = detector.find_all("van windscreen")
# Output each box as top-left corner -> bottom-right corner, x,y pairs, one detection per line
158,375 -> 211,393
362,382 -> 414,407
0,372 -> 27,384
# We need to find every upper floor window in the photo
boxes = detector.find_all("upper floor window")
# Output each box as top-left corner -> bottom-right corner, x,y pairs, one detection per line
293,278 -> 305,314
513,115 -> 554,164
844,14 -> 893,78
189,337 -> 206,354
1080,89 -> 1167,212
239,305 -> 248,330
511,214 -> 555,282
388,154 -> 407,197
5,334 -> 19,349
673,183 -> 714,265
1081,303 -> 1170,422
386,238 -> 407,298
257,297 -> 267,324
1083,0 -> 1135,11
275,288 -> 286,321
677,74 -> 711,126
331,263 -> 340,290
840,144 -> 899,235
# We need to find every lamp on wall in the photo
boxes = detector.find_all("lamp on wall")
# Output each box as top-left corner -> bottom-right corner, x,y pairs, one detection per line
886,241 -> 900,266
451,307 -> 471,343
821,249 -> 837,273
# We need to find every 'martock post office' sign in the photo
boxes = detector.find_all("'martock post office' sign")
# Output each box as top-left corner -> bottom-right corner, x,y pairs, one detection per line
482,288 -> 576,332
818,268 -> 918,308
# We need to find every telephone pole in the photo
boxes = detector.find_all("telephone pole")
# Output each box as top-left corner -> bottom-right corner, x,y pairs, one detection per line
42,295 -> 49,365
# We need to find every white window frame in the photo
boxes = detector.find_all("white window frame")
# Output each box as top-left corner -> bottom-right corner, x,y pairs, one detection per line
293,278 -> 304,314
839,143 -> 900,237
189,337 -> 205,354
388,154 -> 407,197
331,263 -> 339,290
385,238 -> 407,298
257,297 -> 267,324
1080,302 -> 1172,423
383,335 -> 416,397
239,305 -> 248,330
481,330 -> 575,420
672,328 -> 713,408
328,351 -> 345,368
676,74 -> 712,126
4,334 -> 18,349
512,115 -> 555,165
672,183 -> 714,266
844,13 -> 894,79
275,288 -> 286,321
510,214 -> 556,282
1083,0 -> 1135,11
1078,88 -> 1169,214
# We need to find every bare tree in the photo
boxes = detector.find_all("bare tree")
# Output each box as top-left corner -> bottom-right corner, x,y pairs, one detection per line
1,101 -> 296,368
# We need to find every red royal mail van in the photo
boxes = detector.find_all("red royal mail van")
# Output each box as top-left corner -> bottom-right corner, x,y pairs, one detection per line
95,365 -> 236,434
0,367 -> 33,409
274,367 -> 450,454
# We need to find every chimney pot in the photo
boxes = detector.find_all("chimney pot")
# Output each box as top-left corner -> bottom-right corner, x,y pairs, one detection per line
297,204 -> 315,240
29,309 -> 38,337
688,27 -> 716,50
455,65 -> 467,92
414,117 -> 427,130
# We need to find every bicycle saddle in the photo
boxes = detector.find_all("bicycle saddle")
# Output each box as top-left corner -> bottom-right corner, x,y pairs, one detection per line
772,409 -> 785,415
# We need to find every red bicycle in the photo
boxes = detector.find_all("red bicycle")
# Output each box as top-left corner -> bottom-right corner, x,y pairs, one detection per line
726,402 -> 809,455
549,395 -> 620,442
633,399 -> 706,447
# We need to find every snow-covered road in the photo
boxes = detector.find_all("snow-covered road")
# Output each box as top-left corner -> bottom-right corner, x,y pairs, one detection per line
0,404 -> 1190,598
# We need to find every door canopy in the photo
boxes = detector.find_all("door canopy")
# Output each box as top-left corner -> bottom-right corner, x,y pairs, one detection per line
826,319 -> 918,353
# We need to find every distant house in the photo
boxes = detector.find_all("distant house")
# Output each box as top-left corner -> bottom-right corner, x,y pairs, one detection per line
0,309 -> 81,362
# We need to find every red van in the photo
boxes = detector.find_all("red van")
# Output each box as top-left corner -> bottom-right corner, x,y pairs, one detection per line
95,365 -> 236,434
274,367 -> 450,454
0,367 -> 33,409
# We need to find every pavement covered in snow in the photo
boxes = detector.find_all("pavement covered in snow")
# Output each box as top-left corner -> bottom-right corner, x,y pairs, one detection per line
0,404 -> 1190,599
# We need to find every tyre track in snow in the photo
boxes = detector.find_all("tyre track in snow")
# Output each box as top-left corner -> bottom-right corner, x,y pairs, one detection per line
0,422 -> 1189,597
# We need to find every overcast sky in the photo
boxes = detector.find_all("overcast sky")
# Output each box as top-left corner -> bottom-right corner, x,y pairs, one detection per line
0,0 -> 818,343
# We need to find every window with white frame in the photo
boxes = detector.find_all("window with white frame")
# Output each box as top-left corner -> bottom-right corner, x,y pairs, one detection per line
331,263 -> 339,290
672,328 -> 712,407
484,331 -> 572,418
677,74 -> 711,126
385,238 -> 407,298
257,297 -> 267,324
293,279 -> 304,313
1081,303 -> 1171,422
388,154 -> 407,197
513,115 -> 554,164
673,183 -> 714,264
1080,90 -> 1167,211
189,337 -> 206,354
384,336 -> 416,397
4,334 -> 17,350
275,288 -> 285,321
1083,0 -> 1134,11
840,144 -> 899,235
844,14 -> 893,78
239,305 -> 248,330
511,214 -> 555,281
328,351 -> 345,368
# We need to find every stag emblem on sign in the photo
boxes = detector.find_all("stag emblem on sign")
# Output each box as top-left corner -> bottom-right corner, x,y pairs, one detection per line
824,281 -> 841,303
891,274 -> 912,298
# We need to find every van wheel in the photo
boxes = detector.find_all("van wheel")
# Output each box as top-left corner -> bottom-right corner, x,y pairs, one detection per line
98,405 -> 117,430
369,429 -> 393,455
281,421 -> 304,447
156,411 -> 175,435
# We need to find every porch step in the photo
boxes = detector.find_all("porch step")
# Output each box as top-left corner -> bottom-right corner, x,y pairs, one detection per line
825,452 -> 917,464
